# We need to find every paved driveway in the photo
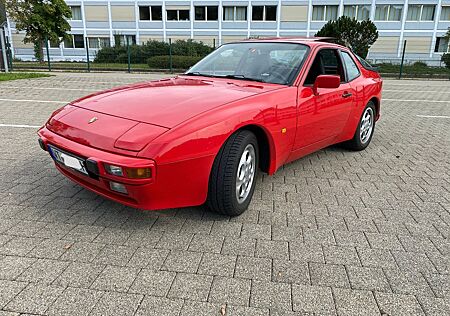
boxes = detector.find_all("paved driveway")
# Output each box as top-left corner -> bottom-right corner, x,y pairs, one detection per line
0,72 -> 449,316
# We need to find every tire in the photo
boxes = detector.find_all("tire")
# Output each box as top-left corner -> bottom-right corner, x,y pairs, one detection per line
344,101 -> 376,151
207,130 -> 259,216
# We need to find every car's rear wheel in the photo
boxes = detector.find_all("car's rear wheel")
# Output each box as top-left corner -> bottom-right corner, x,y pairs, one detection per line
207,130 -> 259,216
344,101 -> 376,151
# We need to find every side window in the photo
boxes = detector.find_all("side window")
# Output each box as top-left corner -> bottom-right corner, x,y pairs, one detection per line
341,52 -> 361,81
304,49 -> 345,85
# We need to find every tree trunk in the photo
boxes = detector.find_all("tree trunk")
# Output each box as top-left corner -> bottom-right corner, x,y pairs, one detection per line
33,39 -> 44,63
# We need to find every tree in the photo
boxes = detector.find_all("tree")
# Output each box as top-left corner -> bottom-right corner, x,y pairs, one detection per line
4,0 -> 72,61
0,1 -> 6,25
315,16 -> 378,58
442,30 -> 450,71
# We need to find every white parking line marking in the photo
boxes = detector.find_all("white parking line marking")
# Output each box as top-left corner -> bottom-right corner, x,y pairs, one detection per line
1,86 -> 99,92
416,115 -> 450,119
0,98 -> 68,104
0,124 -> 41,128
384,81 -> 450,86
383,98 -> 450,103
384,90 -> 450,94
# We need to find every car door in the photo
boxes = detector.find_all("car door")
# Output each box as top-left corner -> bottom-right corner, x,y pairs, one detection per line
293,48 -> 354,150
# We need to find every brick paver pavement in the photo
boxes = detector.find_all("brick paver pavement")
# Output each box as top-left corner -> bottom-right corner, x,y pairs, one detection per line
0,72 -> 449,316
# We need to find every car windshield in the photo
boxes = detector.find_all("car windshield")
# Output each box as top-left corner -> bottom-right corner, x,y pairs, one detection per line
186,42 -> 309,85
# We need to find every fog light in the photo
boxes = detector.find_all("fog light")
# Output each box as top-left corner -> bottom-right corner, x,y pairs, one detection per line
104,164 -> 124,176
109,181 -> 128,194
125,167 -> 152,179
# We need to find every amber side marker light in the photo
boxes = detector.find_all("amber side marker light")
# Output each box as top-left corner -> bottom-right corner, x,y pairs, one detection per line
104,164 -> 152,179
125,167 -> 152,179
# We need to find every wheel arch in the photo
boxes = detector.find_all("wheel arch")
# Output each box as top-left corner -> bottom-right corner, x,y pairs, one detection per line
369,96 -> 380,119
233,124 -> 276,174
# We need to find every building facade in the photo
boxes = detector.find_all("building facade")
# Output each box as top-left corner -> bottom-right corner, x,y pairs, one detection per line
5,0 -> 450,65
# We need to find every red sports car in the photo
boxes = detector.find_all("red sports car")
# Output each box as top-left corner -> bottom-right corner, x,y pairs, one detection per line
38,38 -> 382,215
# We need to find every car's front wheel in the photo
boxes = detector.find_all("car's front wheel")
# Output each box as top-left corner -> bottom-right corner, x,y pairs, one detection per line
207,130 -> 259,216
344,101 -> 376,151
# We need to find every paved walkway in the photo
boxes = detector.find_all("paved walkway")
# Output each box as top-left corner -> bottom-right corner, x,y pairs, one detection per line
0,72 -> 449,316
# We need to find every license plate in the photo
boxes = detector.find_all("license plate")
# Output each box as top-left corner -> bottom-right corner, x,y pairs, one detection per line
48,145 -> 88,175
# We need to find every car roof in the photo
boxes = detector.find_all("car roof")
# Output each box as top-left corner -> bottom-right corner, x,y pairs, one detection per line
237,37 -> 347,49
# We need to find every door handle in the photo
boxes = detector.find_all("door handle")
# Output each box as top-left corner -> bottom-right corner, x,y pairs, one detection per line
342,92 -> 353,98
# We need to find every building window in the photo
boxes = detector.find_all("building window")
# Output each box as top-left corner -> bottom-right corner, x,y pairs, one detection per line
74,35 -> 85,48
223,6 -> 247,21
252,6 -> 277,21
312,5 -> 338,21
139,6 -> 163,21
195,6 -> 218,21
88,37 -> 111,49
167,9 -> 190,21
440,6 -> 450,21
64,35 -> 84,48
434,37 -> 450,53
49,39 -> 60,48
407,4 -> 435,21
343,5 -> 371,20
374,5 -> 403,21
64,37 -> 74,48
70,6 -> 82,20
114,35 -> 136,46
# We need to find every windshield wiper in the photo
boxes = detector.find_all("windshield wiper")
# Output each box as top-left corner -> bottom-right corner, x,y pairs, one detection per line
184,72 -> 216,77
221,75 -> 266,83
185,72 -> 266,83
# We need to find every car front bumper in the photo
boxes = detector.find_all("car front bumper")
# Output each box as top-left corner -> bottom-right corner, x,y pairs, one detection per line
38,126 -> 158,209
38,126 -> 214,210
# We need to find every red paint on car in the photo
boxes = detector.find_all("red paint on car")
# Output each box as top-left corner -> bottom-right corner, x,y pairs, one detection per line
38,38 -> 382,212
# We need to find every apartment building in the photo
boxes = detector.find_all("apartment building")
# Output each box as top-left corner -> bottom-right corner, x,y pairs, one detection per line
5,0 -> 450,65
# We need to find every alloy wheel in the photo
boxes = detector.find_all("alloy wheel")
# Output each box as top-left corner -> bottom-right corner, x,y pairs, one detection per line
360,107 -> 374,144
236,144 -> 256,204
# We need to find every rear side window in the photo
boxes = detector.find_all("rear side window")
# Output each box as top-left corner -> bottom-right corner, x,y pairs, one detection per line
341,51 -> 360,81
355,54 -> 373,69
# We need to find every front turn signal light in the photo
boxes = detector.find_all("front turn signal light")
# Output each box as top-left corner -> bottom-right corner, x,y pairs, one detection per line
125,167 -> 152,179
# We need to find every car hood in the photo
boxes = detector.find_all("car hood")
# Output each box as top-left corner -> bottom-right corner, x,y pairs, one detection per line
71,76 -> 283,128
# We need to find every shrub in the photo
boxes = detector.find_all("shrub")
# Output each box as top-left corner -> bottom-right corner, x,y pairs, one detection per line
442,53 -> 450,70
94,46 -> 126,63
94,39 -> 213,64
412,61 -> 428,68
171,39 -> 214,57
147,55 -> 203,69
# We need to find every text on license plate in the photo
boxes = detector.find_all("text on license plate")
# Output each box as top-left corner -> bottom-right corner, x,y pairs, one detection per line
48,146 -> 88,175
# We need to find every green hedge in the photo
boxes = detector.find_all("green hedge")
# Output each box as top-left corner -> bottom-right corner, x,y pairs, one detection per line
147,55 -> 203,69
376,63 -> 450,75
94,39 -> 213,64
442,53 -> 450,70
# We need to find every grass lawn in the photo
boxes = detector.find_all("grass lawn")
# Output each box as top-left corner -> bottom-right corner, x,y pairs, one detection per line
0,72 -> 52,82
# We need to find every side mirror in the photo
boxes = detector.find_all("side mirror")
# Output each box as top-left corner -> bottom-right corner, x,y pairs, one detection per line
313,75 -> 341,95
